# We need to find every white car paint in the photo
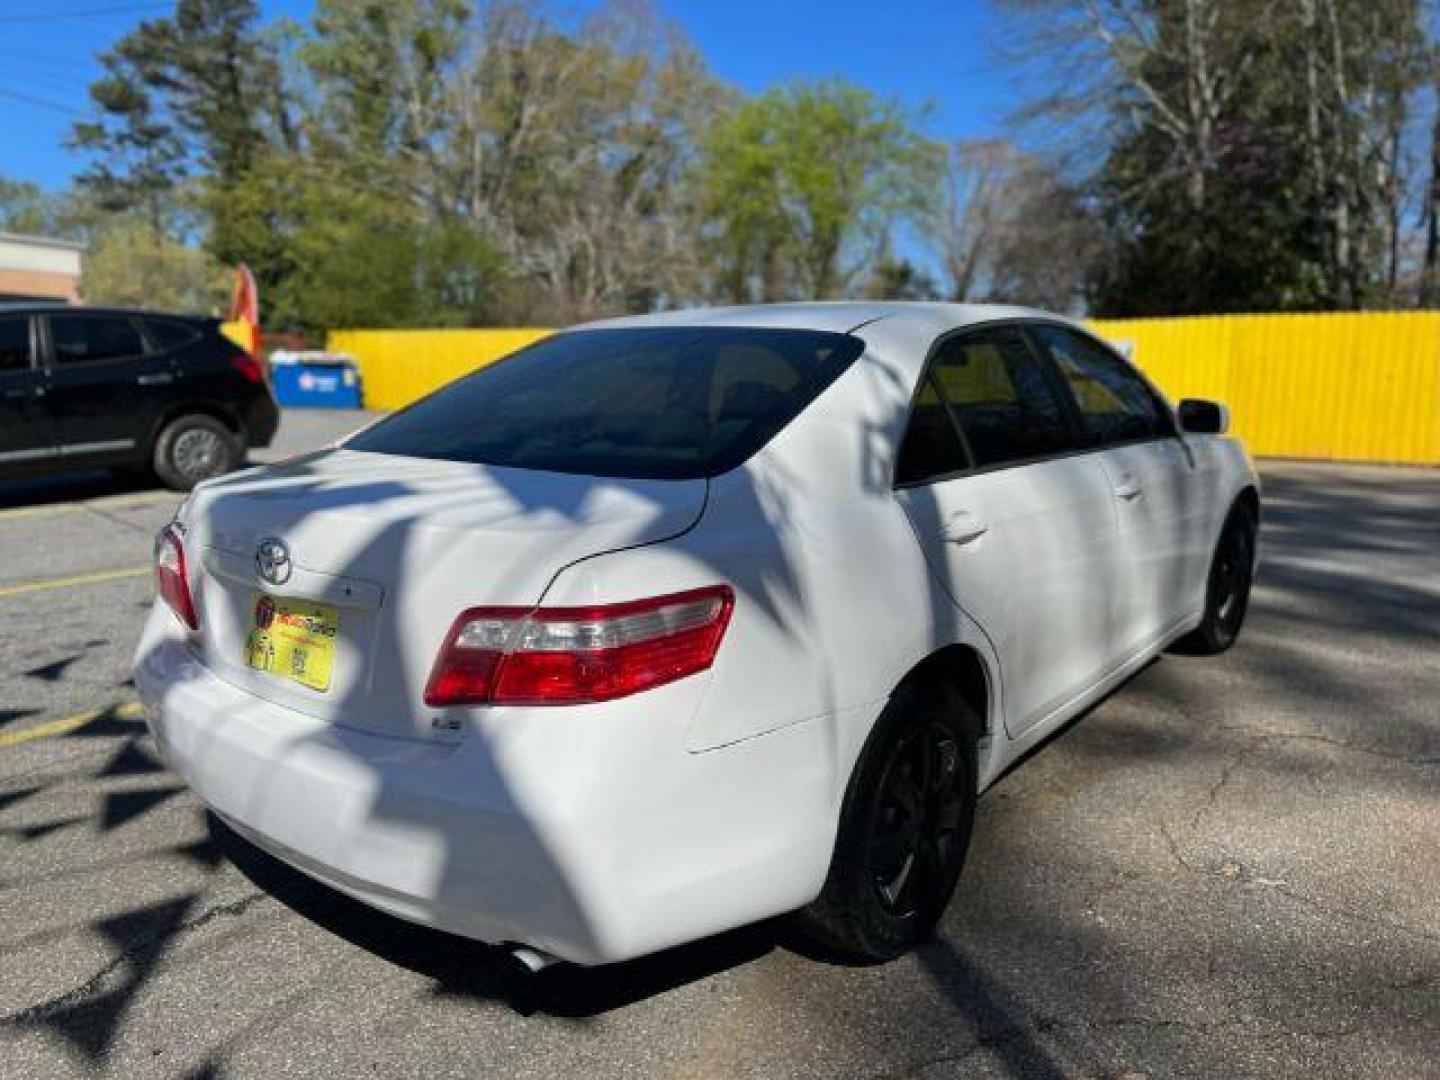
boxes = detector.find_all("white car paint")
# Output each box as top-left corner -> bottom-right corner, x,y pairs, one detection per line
134,301 -> 1259,966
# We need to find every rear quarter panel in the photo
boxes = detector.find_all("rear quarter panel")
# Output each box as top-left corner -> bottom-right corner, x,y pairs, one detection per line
540,331 -> 1005,761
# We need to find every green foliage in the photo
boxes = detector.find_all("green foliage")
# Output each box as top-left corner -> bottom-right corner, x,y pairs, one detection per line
696,81 -> 942,300
81,216 -> 231,312
274,172 -> 510,329
0,178 -> 67,236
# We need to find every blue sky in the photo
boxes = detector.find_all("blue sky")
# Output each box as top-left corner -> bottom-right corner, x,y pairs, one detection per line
0,0 -> 1019,192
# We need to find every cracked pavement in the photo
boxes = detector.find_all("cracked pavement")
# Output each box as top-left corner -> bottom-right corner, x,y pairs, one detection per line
1,415 -> 1436,1079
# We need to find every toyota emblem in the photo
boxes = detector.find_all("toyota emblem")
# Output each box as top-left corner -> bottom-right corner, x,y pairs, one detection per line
255,538 -> 292,586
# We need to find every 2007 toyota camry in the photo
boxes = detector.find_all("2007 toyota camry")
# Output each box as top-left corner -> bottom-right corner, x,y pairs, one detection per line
134,303 -> 1259,968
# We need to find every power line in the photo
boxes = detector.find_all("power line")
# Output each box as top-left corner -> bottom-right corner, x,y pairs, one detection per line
0,3 -> 171,23
0,86 -> 86,116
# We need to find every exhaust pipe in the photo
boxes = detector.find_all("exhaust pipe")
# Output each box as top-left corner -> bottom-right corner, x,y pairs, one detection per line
506,943 -> 560,974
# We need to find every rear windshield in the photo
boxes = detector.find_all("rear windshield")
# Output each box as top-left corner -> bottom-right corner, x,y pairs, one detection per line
346,326 -> 864,480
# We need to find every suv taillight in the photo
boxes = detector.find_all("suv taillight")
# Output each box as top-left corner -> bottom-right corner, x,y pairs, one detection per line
155,524 -> 198,631
425,586 -> 735,707
228,349 -> 265,386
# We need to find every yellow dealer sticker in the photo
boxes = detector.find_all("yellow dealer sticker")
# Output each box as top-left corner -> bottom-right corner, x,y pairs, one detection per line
244,592 -> 339,692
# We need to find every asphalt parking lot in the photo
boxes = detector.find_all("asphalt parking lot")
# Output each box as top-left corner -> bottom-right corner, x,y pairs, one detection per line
0,410 -> 1436,1079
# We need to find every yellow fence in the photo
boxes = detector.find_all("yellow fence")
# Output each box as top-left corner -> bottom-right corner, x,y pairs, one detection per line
1088,312 -> 1440,465
326,328 -> 553,411
329,311 -> 1440,465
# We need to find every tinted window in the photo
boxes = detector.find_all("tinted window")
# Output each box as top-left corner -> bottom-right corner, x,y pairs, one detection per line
143,317 -> 200,352
896,375 -> 971,485
1030,324 -> 1168,444
930,326 -> 1076,467
50,315 -> 143,365
0,316 -> 30,372
347,327 -> 864,480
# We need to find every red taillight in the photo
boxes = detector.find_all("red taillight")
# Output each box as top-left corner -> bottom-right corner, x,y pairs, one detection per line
424,586 -> 735,707
228,349 -> 264,386
155,524 -> 198,631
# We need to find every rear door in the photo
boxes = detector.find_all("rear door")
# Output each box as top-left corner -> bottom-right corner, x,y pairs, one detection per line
0,312 -> 54,470
38,311 -> 175,463
893,323 -> 1124,738
1026,323 -> 1200,650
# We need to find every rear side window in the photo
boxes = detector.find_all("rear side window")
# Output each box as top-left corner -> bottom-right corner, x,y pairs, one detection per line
1029,324 -> 1169,444
143,317 -> 201,352
50,315 -> 144,365
0,316 -> 30,372
896,376 -> 969,485
930,326 -> 1076,468
347,327 -> 865,480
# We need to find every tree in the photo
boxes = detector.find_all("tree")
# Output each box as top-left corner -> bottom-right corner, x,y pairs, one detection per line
695,80 -> 942,300
72,0 -> 296,295
928,140 -> 1098,311
81,215 -> 231,312
69,52 -> 186,233
1422,64 -> 1440,305
0,178 -> 68,236
1000,0 -> 1435,313
863,255 -> 940,300
452,1 -> 723,319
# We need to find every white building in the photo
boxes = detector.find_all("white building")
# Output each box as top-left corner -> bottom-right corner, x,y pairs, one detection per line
0,232 -> 84,303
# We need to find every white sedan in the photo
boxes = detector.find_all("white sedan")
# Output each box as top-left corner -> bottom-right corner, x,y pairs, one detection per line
135,303 -> 1259,968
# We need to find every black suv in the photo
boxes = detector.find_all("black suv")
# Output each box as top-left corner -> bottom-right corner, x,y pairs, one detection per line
0,304 -> 278,491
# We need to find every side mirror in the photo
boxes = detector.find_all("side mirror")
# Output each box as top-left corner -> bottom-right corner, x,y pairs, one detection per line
1178,398 -> 1229,435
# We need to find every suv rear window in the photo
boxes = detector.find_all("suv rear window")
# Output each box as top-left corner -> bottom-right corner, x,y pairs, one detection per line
143,317 -> 201,352
347,327 -> 864,480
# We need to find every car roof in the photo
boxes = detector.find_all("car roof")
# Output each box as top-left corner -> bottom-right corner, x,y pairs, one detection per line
0,302 -> 213,321
578,300 -> 1067,335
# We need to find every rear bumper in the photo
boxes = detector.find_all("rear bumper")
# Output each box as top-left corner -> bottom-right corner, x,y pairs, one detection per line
132,606 -> 837,965
243,390 -> 279,448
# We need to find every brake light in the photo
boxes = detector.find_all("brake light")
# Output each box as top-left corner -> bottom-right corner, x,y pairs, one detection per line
155,524 -> 198,631
425,586 -> 734,707
228,349 -> 264,386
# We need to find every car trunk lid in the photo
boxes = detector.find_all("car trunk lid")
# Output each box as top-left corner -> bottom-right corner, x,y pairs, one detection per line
184,449 -> 707,742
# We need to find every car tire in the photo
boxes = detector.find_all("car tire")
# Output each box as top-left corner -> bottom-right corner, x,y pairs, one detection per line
153,414 -> 241,491
1173,499 -> 1257,655
794,681 -> 979,963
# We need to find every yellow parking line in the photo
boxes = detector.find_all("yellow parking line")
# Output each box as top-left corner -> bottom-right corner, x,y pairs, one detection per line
0,701 -> 145,749
0,567 -> 150,599
0,503 -> 85,522
0,493 -> 174,522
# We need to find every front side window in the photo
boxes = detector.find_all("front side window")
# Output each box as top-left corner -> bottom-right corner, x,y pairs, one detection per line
0,316 -> 30,372
347,327 -> 864,481
1029,324 -> 1168,445
930,325 -> 1077,468
50,315 -> 144,366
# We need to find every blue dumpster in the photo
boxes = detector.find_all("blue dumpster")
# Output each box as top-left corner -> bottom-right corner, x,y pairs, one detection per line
269,351 -> 363,408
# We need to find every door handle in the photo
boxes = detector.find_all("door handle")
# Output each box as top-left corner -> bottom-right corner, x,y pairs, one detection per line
136,373 -> 175,386
942,510 -> 990,546
1113,474 -> 1143,501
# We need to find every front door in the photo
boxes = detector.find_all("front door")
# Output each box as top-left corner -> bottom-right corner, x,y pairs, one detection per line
893,324 -> 1124,738
1027,323 -> 1200,648
0,313 -> 54,471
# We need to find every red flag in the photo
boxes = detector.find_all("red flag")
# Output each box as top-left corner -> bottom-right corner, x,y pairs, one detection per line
222,265 -> 261,357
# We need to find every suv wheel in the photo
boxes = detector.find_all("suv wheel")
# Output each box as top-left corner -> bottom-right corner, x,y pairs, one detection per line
154,414 -> 240,491
794,682 -> 979,963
